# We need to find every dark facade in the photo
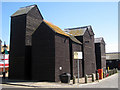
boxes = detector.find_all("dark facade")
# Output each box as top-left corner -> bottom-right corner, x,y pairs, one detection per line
69,41 -> 82,78
0,40 -> 1,54
32,20 -> 82,82
9,5 -> 43,80
95,37 -> 106,71
9,4 -> 83,82
65,26 -> 96,76
106,52 -> 120,70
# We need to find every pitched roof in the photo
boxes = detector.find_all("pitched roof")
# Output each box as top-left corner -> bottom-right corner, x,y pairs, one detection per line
43,20 -> 82,44
65,29 -> 86,36
68,34 -> 82,44
43,20 -> 69,37
11,5 -> 37,17
94,37 -> 105,44
64,25 -> 94,36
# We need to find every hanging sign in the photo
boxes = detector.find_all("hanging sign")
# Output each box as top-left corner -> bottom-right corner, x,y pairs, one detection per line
74,52 -> 82,59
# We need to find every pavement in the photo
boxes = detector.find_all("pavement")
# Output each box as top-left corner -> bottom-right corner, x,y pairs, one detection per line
81,72 -> 118,88
0,71 -> 119,88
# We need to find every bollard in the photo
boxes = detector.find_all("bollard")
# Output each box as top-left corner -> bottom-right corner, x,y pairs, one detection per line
2,72 -> 6,79
115,68 -> 117,73
114,68 -> 117,73
96,73 -> 99,80
116,68 -> 118,73
108,70 -> 110,76
107,67 -> 109,71
114,69 -> 116,73
110,70 -> 112,75
73,75 -> 76,84
96,70 -> 98,78
112,70 -> 114,75
103,72 -> 105,78
109,70 -> 111,75
109,70 -> 111,76
113,69 -> 114,74
92,73 -> 95,82
113,69 -> 115,74
111,70 -> 113,75
85,74 -> 88,83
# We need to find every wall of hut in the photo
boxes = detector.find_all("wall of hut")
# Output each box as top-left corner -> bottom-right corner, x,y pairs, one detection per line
32,22 -> 71,82
75,30 -> 96,76
95,40 -> 106,70
32,22 -> 55,81
100,42 -> 106,70
9,5 -> 43,80
95,43 -> 101,69
55,34 -> 70,82
71,42 -> 82,78
9,15 -> 27,80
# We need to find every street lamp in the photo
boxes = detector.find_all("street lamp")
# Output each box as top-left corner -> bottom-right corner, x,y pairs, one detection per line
2,41 -> 7,79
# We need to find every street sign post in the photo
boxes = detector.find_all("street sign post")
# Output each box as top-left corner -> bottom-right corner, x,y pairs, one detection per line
74,52 -> 82,83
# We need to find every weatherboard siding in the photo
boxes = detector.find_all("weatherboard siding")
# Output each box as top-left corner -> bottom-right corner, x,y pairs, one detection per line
9,5 -> 43,80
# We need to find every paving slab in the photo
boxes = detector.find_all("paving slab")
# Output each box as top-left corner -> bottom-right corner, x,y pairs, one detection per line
0,72 -> 118,88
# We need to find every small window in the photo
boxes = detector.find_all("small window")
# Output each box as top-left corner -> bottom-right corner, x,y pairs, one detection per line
85,41 -> 89,43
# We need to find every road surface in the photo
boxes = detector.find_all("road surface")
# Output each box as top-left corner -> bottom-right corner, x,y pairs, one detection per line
80,71 -> 119,88
0,71 -> 119,88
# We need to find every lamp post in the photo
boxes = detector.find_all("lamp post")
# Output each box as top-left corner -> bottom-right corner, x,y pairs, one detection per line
2,41 -> 7,79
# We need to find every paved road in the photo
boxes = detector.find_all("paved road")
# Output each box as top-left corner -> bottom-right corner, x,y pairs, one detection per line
0,71 -> 119,88
0,84 -> 26,88
0,84 -> 35,88
80,71 -> 119,88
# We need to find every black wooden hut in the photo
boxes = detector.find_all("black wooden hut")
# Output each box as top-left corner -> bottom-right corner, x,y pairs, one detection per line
9,5 -> 43,80
94,37 -> 106,71
32,20 -> 82,82
65,26 -> 96,76
68,35 -> 83,79
9,4 -> 83,82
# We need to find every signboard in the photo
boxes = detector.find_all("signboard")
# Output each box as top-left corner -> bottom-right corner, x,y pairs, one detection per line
74,52 -> 82,59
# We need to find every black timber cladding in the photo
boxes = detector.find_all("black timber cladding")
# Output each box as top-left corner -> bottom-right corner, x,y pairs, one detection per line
9,5 -> 43,80
95,37 -> 106,70
69,40 -> 82,78
9,4 -> 83,82
32,22 -> 55,81
32,20 -> 82,82
65,26 -> 96,76
55,34 -> 70,81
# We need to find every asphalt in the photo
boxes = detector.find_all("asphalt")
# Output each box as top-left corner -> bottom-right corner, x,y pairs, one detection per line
81,72 -> 118,88
0,71 -> 119,88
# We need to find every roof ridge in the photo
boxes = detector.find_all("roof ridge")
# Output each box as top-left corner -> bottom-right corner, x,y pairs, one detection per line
43,20 -> 82,44
43,20 -> 69,37
64,25 -> 92,30
11,5 -> 36,17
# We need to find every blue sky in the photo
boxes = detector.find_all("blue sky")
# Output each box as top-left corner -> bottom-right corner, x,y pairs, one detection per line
1,2 -> 118,52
